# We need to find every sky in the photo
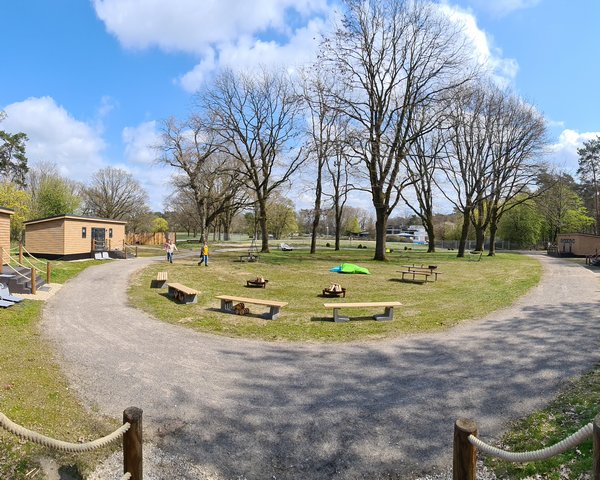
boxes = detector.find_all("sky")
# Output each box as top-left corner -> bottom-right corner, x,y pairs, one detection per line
1,0 -> 599,213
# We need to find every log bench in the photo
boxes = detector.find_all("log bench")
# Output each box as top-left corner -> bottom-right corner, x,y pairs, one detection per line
151,271 -> 168,288
167,282 -> 199,304
323,301 -> 402,322
246,279 -> 268,288
216,295 -> 288,320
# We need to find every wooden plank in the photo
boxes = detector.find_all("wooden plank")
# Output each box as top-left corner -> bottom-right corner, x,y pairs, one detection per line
323,301 -> 402,309
215,295 -> 287,307
167,282 -> 198,295
157,272 -> 168,281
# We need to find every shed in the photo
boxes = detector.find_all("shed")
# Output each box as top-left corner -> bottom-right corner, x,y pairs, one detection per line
0,206 -> 14,265
556,233 -> 600,256
24,214 -> 127,260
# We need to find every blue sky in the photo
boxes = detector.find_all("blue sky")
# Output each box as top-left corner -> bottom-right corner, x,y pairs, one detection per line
1,0 -> 598,212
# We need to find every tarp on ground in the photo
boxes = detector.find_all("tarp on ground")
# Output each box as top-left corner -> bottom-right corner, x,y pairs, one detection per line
329,263 -> 370,274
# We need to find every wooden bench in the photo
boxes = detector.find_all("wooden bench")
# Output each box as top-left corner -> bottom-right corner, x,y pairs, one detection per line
323,301 -> 402,322
400,270 -> 431,282
151,271 -> 168,288
216,295 -> 288,320
239,254 -> 259,262
406,266 -> 442,281
246,279 -> 268,288
469,250 -> 483,261
167,283 -> 199,304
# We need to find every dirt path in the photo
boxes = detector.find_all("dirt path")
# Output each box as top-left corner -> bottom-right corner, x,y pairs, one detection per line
42,254 -> 600,479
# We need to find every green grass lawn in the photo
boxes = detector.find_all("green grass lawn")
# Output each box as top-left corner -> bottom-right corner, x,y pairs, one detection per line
129,244 -> 542,342
487,365 -> 600,479
0,263 -> 120,479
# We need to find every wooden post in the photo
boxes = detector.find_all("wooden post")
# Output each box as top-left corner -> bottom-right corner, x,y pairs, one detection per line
30,267 -> 36,295
453,419 -> 478,480
593,414 -> 600,479
0,246 -> 3,266
123,407 -> 143,480
46,262 -> 52,284
135,246 -> 138,257
19,242 -> 23,264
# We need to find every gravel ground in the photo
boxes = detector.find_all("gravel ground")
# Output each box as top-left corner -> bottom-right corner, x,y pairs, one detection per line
40,253 -> 600,479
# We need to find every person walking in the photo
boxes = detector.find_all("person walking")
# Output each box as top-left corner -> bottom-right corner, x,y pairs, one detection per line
198,241 -> 209,266
165,239 -> 177,263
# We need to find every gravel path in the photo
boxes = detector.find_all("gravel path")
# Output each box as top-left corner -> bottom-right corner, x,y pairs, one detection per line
41,253 -> 600,479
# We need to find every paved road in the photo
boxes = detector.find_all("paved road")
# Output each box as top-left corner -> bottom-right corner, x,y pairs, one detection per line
42,254 -> 600,479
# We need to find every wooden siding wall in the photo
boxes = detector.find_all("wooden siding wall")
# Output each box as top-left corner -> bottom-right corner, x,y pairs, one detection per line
26,219 -> 126,256
63,220 -> 126,254
25,219 -> 64,255
0,213 -> 10,265
557,233 -> 600,256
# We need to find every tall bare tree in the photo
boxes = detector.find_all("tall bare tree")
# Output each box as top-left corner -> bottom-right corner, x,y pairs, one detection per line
439,84 -> 494,257
321,0 -> 475,260
198,67 -> 306,253
157,117 -> 246,241
82,167 -> 149,222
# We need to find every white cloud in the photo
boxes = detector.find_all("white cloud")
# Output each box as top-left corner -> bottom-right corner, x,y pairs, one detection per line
179,17 -> 327,91
440,3 -> 519,86
93,0 -> 332,91
2,97 -> 107,180
93,0 -> 329,52
467,0 -> 542,17
121,121 -> 176,211
547,129 -> 600,174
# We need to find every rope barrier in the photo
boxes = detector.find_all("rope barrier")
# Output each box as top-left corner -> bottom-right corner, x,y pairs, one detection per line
3,262 -> 30,280
0,412 -> 130,453
468,422 -> 593,462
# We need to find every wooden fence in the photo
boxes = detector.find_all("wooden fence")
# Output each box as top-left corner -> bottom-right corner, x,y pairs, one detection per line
125,232 -> 176,246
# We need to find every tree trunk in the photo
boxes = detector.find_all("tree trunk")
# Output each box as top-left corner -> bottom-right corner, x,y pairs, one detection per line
488,207 -> 500,256
373,207 -> 388,261
474,227 -> 485,252
425,218 -> 436,253
258,199 -> 270,253
457,208 -> 471,257
310,162 -> 323,254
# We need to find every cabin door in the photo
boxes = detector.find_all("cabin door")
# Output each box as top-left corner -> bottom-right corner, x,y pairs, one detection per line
91,228 -> 106,251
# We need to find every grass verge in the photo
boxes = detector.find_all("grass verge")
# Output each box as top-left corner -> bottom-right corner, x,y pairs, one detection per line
129,245 -> 541,342
0,264 -> 120,479
487,365 -> 600,479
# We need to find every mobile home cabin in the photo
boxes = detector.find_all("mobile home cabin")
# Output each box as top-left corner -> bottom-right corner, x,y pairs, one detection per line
556,233 -> 600,257
0,206 -> 14,265
24,215 -> 127,260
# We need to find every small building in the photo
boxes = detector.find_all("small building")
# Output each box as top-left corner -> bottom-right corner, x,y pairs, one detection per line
555,233 -> 600,256
24,214 -> 127,260
0,206 -> 14,265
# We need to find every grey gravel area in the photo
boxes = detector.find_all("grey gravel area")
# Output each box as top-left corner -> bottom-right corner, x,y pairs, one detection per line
41,253 -> 600,479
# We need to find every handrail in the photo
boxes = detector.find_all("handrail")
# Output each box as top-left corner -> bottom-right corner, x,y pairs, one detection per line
7,251 -> 44,276
21,244 -> 47,268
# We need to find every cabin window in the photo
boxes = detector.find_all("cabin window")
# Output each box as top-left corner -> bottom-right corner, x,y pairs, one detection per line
109,228 -> 113,238
82,227 -> 87,238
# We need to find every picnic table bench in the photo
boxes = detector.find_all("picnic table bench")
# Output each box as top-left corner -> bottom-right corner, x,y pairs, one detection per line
400,270 -> 431,282
151,271 -> 168,288
323,301 -> 402,322
216,295 -> 288,320
405,266 -> 442,281
167,283 -> 199,304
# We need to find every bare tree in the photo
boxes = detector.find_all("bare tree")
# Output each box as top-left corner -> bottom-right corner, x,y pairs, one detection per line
439,84 -> 494,257
198,67 -> 306,253
401,117 -> 446,253
321,0 -> 475,260
303,69 -> 342,253
484,90 -> 547,255
157,117 -> 246,241
82,167 -> 149,222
